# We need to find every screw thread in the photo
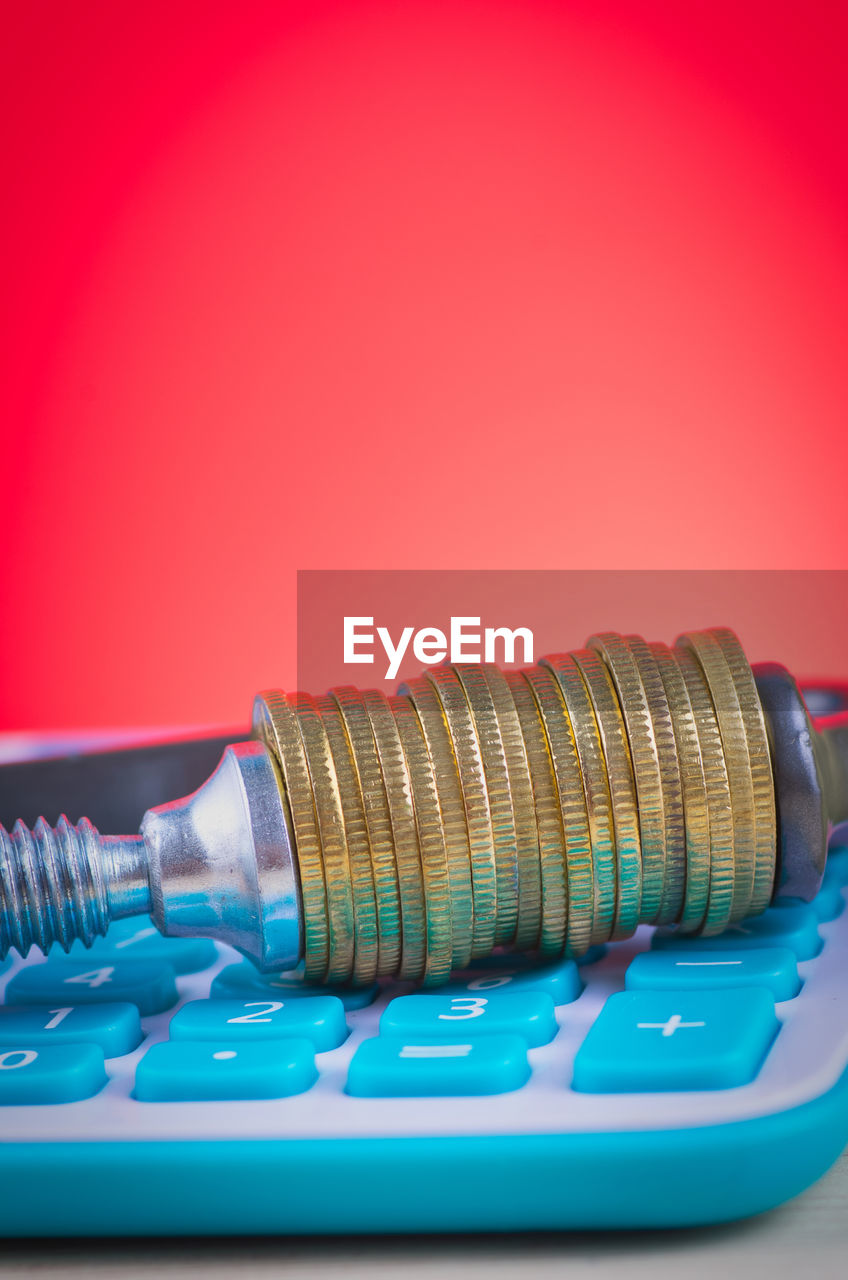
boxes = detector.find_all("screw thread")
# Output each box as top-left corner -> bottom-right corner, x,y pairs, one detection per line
0,816 -> 111,958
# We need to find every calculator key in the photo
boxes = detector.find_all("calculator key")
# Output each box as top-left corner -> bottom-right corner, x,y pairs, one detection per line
625,948 -> 801,1002
134,1039 -> 316,1101
772,886 -> 843,922
652,905 -> 822,961
572,988 -> 779,1093
444,955 -> 581,1005
0,1043 -> 107,1104
346,1035 -> 530,1097
819,864 -> 848,918
170,997 -> 347,1051
211,962 -> 379,1010
5,959 -> 178,1016
380,992 -> 558,1047
0,1003 -> 142,1056
806,884 -> 843,923
66,918 -> 217,974
825,846 -> 848,885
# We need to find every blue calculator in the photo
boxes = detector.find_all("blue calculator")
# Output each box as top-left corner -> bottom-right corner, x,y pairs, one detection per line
1,844 -> 847,1236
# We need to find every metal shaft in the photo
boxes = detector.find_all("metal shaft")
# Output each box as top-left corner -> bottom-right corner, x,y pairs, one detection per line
1,630 -> 846,984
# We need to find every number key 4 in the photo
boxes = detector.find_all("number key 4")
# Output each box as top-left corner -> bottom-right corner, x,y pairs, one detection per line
5,960 -> 178,1015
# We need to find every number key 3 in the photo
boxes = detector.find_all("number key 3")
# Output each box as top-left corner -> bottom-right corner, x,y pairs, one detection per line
379,992 -> 559,1047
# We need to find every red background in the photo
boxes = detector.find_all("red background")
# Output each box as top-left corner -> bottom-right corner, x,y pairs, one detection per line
3,1 -> 847,730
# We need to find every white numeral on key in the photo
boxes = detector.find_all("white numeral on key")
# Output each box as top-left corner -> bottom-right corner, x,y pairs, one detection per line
44,1007 -> 73,1030
466,974 -> 515,991
400,1044 -> 472,1058
114,927 -> 158,950
63,967 -> 115,988
0,1050 -> 38,1070
227,1001 -> 285,1024
438,997 -> 488,1020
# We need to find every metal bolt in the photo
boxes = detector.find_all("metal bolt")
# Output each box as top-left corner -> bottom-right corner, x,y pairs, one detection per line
1,646 -> 846,981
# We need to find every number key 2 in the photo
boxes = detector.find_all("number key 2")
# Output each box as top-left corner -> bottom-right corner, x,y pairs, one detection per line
169,998 -> 348,1052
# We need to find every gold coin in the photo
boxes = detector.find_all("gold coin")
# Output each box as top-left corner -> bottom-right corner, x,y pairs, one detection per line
483,664 -> 542,951
331,686 -> 402,978
649,643 -> 711,934
673,645 -> 735,934
290,692 -> 356,983
453,664 -> 519,947
587,633 -> 666,925
708,628 -> 777,915
317,695 -> 379,985
541,653 -> 616,945
401,677 -> 474,970
252,690 -> 328,980
362,688 -> 426,980
391,694 -> 454,985
624,635 -> 686,926
570,647 -> 642,939
424,666 -> 498,958
676,631 -> 757,925
505,670 -> 568,957
522,664 -> 593,956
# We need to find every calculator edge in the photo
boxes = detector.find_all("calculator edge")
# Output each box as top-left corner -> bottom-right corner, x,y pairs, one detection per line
1,1059 -> 846,1236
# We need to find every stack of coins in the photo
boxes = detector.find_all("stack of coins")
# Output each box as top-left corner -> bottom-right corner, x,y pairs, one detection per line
253,627 -> 777,987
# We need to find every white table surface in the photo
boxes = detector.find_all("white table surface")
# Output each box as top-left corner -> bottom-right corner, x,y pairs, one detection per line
0,1148 -> 845,1280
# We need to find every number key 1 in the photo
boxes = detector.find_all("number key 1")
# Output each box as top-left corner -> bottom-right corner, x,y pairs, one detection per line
0,1004 -> 142,1057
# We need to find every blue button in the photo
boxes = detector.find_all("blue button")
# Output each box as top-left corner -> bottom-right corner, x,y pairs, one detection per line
625,948 -> 800,1002
63,918 -> 217,974
0,1003 -> 142,1056
134,1039 -> 316,1101
772,887 -> 843,923
211,962 -> 378,1010
0,1043 -> 107,1104
444,955 -> 581,1005
380,992 -> 558,1047
5,959 -> 178,1015
825,846 -> 848,885
821,859 -> 848,911
347,1034 -> 530,1097
801,885 -> 842,923
170,997 -> 347,1051
652,905 -> 822,961
572,988 -> 779,1092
